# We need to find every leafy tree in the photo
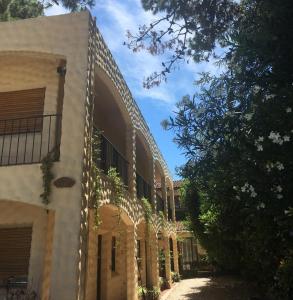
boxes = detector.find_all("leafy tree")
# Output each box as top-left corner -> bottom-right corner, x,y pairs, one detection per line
131,0 -> 293,298
127,0 -> 239,88
0,0 -> 94,21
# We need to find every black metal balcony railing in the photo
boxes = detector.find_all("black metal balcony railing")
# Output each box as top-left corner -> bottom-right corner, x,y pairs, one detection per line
0,114 -> 61,166
93,127 -> 129,187
136,173 -> 151,200
156,193 -> 164,213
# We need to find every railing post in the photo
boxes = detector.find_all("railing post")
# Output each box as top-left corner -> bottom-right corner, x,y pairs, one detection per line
126,124 -> 136,199
151,157 -> 156,209
170,184 -> 176,222
162,176 -> 167,218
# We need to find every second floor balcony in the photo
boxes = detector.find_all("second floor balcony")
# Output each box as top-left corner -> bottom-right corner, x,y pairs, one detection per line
0,114 -> 61,166
156,193 -> 164,213
93,127 -> 129,187
136,172 -> 151,200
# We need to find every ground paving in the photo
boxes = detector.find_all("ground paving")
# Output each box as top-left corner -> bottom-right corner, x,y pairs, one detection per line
163,276 -> 258,300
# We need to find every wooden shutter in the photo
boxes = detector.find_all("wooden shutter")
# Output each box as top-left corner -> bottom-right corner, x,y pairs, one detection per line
0,88 -> 45,134
0,227 -> 32,280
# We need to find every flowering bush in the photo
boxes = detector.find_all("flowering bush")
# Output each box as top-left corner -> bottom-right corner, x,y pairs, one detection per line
163,1 -> 293,298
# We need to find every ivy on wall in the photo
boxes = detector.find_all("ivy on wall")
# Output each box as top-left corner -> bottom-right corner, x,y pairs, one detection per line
40,151 -> 56,205
92,128 -> 102,229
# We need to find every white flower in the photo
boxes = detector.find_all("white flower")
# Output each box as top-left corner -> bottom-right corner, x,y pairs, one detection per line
241,182 -> 249,192
265,94 -> 275,100
268,131 -> 284,145
258,136 -> 264,142
276,162 -> 284,171
257,145 -> 263,151
286,107 -> 292,113
253,85 -> 261,94
266,163 -> 272,172
277,194 -> 283,199
257,202 -> 265,209
245,113 -> 253,121
283,135 -> 290,142
276,185 -> 283,192
251,191 -> 257,198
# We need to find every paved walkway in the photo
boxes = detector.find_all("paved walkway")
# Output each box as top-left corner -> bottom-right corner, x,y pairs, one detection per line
163,277 -> 257,300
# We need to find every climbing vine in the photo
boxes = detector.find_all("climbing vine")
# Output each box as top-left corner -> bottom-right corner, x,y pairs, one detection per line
92,164 -> 102,229
107,167 -> 125,224
40,151 -> 56,205
141,197 -> 153,224
92,127 -> 102,229
158,211 -> 167,231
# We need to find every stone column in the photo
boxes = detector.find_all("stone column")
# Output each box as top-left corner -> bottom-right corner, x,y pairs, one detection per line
100,231 -> 111,300
85,209 -> 98,300
163,236 -> 172,287
169,186 -> 176,221
126,124 -> 136,200
41,210 -> 55,300
149,230 -> 159,288
49,208 -> 83,300
126,225 -> 138,300
161,176 -> 167,218
140,238 -> 147,286
172,237 -> 179,273
150,157 -> 156,209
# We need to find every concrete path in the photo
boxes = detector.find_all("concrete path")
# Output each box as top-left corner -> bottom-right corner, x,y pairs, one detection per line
163,277 -> 257,300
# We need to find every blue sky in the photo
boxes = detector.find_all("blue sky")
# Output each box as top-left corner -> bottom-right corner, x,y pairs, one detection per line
46,1 -> 219,179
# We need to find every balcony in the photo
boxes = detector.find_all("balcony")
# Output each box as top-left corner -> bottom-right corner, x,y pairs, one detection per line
136,173 -> 151,200
156,193 -> 164,213
0,114 -> 61,166
93,127 -> 129,187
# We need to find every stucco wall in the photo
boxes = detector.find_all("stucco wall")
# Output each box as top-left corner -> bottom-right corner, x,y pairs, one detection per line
0,201 -> 48,295
0,55 -> 60,165
0,12 -> 91,300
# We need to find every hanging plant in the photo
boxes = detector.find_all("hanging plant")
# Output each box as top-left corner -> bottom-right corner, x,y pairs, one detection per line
107,167 -> 125,224
40,151 -> 56,205
141,197 -> 153,224
92,164 -> 102,229
159,211 -> 167,231
92,127 -> 102,229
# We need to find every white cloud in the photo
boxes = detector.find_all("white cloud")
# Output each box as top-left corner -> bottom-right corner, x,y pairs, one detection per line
45,4 -> 69,16
45,1 -> 221,106
93,0 -> 193,105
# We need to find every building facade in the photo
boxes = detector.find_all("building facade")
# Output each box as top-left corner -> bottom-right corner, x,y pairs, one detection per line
0,11 -> 179,300
173,181 -> 205,277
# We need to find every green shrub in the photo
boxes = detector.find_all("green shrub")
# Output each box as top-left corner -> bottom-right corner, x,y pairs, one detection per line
146,287 -> 160,300
270,256 -> 293,300
171,271 -> 181,282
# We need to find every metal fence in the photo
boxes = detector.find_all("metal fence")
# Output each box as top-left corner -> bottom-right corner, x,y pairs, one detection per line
136,173 -> 151,200
0,114 -> 61,166
93,128 -> 129,187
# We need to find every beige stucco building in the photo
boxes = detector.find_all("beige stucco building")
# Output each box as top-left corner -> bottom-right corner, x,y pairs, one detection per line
0,11 -> 179,300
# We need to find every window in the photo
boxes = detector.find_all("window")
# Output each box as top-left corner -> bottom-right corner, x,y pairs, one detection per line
0,227 -> 32,280
111,236 -> 116,272
0,88 -> 45,134
137,240 -> 141,259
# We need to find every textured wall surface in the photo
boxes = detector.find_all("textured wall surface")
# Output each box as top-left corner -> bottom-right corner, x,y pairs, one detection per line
0,12 -> 90,300
0,201 -> 48,294
0,11 -> 178,300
